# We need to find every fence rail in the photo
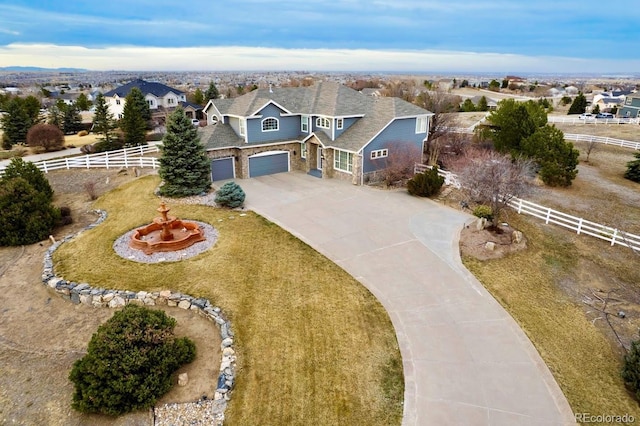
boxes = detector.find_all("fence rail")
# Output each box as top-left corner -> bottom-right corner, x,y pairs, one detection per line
548,116 -> 639,125
414,163 -> 639,252
564,133 -> 640,150
0,144 -> 161,175
507,197 -> 640,251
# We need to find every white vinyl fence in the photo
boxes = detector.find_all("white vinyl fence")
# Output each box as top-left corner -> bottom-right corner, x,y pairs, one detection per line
414,163 -> 639,252
564,133 -> 640,150
547,116 -> 639,125
0,144 -> 161,175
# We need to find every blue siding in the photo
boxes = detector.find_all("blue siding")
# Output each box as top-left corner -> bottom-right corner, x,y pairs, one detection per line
362,118 -> 425,174
310,118 -> 331,140
620,98 -> 640,118
247,104 -> 301,144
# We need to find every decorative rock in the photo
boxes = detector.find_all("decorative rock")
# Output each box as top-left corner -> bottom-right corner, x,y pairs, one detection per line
476,218 -> 486,231
221,337 -> 233,348
484,241 -> 496,251
178,300 -> 191,310
159,290 -> 172,299
619,311 -> 626,318
512,230 -> 523,244
222,347 -> 235,357
167,300 -> 178,307
178,373 -> 189,386
108,295 -> 126,308
79,294 -> 93,305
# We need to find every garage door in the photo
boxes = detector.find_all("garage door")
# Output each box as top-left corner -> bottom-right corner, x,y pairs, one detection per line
248,151 -> 289,178
210,157 -> 235,181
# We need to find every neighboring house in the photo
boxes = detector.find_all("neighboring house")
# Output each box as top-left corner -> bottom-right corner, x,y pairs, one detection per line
591,94 -> 625,113
620,93 -> 640,118
52,92 -> 79,106
201,82 -> 433,185
103,79 -> 187,120
469,95 -> 498,110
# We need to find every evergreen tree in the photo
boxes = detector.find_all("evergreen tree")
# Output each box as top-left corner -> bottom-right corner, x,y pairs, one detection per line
121,88 -> 148,147
192,88 -> 205,105
477,96 -> 488,112
568,93 -> 587,115
625,152 -> 640,183
75,93 -> 92,111
92,93 -> 120,151
62,104 -> 82,134
460,98 -> 476,112
23,95 -> 42,126
47,102 -> 65,131
0,98 -> 30,149
484,99 -> 537,155
128,87 -> 151,122
205,81 -> 219,100
592,104 -> 600,114
1,157 -> 54,201
521,125 -> 579,187
158,107 -> 211,197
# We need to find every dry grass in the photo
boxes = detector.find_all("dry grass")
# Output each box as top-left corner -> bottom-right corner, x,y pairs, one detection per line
463,213 -> 640,423
553,121 -> 640,142
64,133 -> 99,147
53,175 -> 403,426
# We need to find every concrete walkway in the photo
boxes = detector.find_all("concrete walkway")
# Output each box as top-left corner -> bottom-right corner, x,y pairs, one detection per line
237,173 -> 575,426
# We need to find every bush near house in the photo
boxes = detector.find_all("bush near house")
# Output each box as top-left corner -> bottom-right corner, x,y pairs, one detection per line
215,181 -> 246,208
407,167 -> 444,197
69,305 -> 196,416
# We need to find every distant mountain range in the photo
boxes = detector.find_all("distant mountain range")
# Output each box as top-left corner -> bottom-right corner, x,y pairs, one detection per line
0,66 -> 89,72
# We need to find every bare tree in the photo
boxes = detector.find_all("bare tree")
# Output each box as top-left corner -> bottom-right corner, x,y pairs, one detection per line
584,140 -> 598,163
414,90 -> 462,165
380,80 -> 417,103
374,142 -> 422,187
448,148 -> 534,226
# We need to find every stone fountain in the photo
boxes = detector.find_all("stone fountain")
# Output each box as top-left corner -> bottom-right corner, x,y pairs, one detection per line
129,202 -> 206,255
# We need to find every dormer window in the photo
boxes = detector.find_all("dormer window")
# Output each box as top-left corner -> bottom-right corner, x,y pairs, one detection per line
316,117 -> 330,129
416,116 -> 428,134
239,118 -> 246,136
262,117 -> 279,132
336,118 -> 343,129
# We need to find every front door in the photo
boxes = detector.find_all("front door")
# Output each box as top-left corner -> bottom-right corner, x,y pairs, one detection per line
317,147 -> 323,170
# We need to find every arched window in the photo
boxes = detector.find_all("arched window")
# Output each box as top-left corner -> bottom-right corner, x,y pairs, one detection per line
316,117 -> 330,129
262,117 -> 279,132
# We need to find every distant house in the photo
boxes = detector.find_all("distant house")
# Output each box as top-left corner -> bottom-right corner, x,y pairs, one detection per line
201,82 -> 433,185
591,93 -> 625,113
103,79 -> 192,121
469,95 -> 498,110
620,93 -> 640,118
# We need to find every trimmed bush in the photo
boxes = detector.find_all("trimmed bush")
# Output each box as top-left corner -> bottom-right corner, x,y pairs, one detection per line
622,341 -> 640,401
0,177 -> 60,246
1,157 -> 54,202
407,167 -> 444,197
69,305 -> 196,416
625,153 -> 640,183
27,123 -> 65,152
472,205 -> 494,222
77,130 -> 89,137
215,181 -> 246,208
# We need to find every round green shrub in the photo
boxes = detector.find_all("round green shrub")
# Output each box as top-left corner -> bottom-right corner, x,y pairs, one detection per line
0,177 -> 60,246
622,340 -> 640,401
625,153 -> 640,183
215,181 -> 246,208
472,205 -> 494,222
69,305 -> 196,416
1,157 -> 53,201
407,167 -> 445,197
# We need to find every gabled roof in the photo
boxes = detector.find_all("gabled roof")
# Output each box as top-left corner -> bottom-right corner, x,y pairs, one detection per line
202,82 -> 433,152
103,79 -> 184,98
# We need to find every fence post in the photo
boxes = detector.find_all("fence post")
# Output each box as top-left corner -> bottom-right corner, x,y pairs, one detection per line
577,218 -> 583,235
86,155 -> 90,169
65,158 -> 70,170
105,151 -> 109,170
518,199 -> 523,214
42,161 -> 48,173
545,208 -> 551,224
611,229 -> 618,246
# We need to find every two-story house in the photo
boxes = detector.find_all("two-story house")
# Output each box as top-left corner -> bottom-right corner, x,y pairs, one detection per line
201,82 -> 433,185
620,93 -> 640,118
103,79 -> 188,120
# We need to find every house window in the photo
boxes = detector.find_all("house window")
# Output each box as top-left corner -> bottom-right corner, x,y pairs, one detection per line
626,97 -> 632,105
316,117 -> 330,129
416,116 -> 428,133
239,118 -> 246,137
115,99 -> 121,105
168,98 -> 175,105
370,149 -> 388,159
147,100 -> 153,107
262,117 -> 279,132
301,115 -> 309,132
301,142 -> 307,159
336,118 -> 344,129
334,149 -> 353,173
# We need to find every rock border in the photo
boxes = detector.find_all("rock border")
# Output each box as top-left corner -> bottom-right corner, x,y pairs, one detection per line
41,210 -> 236,423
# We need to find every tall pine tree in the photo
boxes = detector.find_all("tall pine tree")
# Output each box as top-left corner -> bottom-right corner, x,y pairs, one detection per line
1,98 -> 30,149
205,81 -> 219,100
568,92 -> 587,115
121,88 -> 147,147
158,107 -> 210,197
92,93 -> 120,151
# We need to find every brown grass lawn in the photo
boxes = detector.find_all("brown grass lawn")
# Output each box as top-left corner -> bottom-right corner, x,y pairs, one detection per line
553,121 -> 640,142
460,139 -> 640,424
53,175 -> 403,426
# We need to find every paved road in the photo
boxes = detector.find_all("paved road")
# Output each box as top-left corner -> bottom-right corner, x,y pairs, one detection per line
237,173 -> 575,426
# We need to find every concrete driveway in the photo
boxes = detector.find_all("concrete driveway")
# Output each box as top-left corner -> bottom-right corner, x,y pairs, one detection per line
237,172 -> 575,426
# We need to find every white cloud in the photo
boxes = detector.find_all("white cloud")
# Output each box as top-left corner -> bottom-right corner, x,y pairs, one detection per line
1,43 -> 639,74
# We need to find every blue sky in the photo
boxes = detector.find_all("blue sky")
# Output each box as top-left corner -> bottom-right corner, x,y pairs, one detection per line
0,1 -> 638,73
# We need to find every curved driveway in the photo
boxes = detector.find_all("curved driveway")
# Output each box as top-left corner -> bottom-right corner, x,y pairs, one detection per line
238,173 -> 575,426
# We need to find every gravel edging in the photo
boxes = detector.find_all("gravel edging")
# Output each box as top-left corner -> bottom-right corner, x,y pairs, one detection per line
42,209 -> 235,425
